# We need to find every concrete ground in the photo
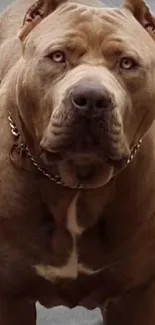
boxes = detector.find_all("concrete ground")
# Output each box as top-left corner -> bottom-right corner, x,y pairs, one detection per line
0,0 -> 154,324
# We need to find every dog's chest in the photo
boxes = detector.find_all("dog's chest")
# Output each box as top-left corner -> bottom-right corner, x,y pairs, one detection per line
35,193 -> 104,282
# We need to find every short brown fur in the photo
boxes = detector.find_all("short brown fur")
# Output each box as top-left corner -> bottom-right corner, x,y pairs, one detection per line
1,0 -> 155,324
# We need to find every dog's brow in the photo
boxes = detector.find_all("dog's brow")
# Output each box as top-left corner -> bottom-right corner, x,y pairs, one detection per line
66,35 -> 87,49
101,38 -> 140,57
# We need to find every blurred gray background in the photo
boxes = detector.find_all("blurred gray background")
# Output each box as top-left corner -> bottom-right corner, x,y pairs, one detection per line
0,0 -> 154,324
1,0 -> 155,10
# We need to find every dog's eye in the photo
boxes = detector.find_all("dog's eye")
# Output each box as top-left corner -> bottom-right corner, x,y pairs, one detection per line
49,51 -> 66,63
120,58 -> 137,70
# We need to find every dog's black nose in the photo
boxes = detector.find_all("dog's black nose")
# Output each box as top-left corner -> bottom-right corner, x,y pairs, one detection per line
70,84 -> 113,117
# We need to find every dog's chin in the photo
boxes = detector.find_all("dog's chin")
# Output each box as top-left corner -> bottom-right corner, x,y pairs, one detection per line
57,158 -> 114,189
40,151 -> 124,189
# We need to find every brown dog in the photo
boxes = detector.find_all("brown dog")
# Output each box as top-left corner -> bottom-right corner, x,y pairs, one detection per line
1,0 -> 155,324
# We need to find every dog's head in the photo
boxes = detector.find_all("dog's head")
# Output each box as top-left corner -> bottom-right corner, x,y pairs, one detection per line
16,0 -> 155,188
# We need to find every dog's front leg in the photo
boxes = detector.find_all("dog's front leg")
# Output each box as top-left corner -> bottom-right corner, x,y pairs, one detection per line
102,281 -> 155,325
0,297 -> 36,325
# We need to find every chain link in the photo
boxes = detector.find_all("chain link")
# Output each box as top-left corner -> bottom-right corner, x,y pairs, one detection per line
127,139 -> 142,164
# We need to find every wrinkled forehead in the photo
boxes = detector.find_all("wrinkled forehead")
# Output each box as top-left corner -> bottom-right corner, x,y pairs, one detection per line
28,3 -> 155,57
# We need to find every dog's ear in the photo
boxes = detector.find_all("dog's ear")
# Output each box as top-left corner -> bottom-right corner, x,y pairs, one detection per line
18,0 -> 67,42
124,0 -> 155,39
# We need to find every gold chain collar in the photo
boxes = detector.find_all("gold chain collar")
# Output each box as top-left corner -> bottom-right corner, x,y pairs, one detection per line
8,114 -> 83,189
8,113 -> 142,189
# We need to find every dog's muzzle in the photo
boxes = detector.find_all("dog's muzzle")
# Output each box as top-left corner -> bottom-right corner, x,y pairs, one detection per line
41,81 -> 118,153
39,81 -> 131,188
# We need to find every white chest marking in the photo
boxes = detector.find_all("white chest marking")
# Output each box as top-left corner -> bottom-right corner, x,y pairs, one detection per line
66,193 -> 84,236
35,194 -> 103,282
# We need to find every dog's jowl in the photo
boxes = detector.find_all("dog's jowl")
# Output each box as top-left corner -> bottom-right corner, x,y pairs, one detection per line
1,0 -> 155,324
